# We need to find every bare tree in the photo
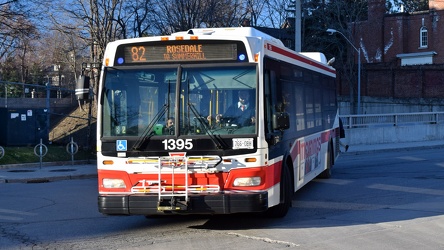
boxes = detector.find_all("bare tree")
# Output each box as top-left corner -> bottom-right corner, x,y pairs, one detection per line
241,0 -> 267,27
152,0 -> 245,34
201,0 -> 243,28
123,0 -> 156,37
261,0 -> 292,28
0,1 -> 36,61
52,0 -> 122,64
388,0 -> 428,13
0,0 -> 40,85
308,0 -> 367,114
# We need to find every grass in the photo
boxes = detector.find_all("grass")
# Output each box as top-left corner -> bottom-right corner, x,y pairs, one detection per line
0,145 -> 96,165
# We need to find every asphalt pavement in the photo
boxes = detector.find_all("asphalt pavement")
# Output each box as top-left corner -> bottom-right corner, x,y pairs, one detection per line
1,140 -> 444,184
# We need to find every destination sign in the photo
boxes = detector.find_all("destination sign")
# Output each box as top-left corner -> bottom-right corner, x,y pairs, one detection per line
115,41 -> 248,65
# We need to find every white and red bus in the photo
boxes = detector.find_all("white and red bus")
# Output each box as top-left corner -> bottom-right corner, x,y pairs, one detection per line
94,27 -> 340,217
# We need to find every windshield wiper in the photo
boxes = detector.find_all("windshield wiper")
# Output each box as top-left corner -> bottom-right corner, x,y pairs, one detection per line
188,101 -> 228,150
132,104 -> 168,150
186,77 -> 228,150
133,79 -> 174,150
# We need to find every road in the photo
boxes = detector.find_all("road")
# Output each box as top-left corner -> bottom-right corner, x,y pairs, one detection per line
1,147 -> 444,249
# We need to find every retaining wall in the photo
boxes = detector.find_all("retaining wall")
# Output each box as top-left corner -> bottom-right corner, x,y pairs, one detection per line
344,123 -> 444,145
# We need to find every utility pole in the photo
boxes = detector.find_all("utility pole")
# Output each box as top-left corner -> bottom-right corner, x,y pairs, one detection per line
288,0 -> 302,52
295,0 -> 301,52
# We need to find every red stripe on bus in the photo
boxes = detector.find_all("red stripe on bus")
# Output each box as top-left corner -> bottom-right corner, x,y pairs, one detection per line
266,44 -> 336,75
321,130 -> 332,143
98,163 -> 282,193
289,129 -> 334,160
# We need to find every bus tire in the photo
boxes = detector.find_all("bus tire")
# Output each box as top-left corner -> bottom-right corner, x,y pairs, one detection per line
264,164 -> 292,218
318,141 -> 333,179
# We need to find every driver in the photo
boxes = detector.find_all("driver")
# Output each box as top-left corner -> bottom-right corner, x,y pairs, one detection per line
164,117 -> 175,135
208,90 -> 255,127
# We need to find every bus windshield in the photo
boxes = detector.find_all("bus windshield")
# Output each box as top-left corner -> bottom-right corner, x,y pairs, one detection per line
101,64 -> 257,138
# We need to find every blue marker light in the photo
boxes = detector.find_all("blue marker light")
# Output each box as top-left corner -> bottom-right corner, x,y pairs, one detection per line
238,54 -> 246,61
117,57 -> 124,64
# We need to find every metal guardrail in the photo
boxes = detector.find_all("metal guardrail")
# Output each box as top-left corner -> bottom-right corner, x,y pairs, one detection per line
0,81 -> 76,109
340,112 -> 444,128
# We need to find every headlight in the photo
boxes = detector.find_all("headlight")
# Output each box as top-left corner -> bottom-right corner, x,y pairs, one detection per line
102,178 -> 126,188
233,177 -> 261,187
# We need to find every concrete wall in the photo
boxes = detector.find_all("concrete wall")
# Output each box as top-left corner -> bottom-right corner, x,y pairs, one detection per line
339,99 -> 444,145
343,123 -> 444,145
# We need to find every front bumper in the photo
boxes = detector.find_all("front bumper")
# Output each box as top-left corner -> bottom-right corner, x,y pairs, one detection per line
98,191 -> 268,215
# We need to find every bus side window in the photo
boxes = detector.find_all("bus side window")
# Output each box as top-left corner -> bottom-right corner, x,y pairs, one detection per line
264,69 -> 274,135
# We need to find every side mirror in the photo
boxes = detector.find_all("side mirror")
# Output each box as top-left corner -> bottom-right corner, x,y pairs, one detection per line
75,75 -> 90,100
272,112 -> 290,131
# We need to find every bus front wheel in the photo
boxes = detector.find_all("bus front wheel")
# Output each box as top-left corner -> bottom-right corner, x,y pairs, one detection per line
264,164 -> 292,218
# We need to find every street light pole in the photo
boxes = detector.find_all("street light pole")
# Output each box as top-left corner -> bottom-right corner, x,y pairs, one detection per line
327,28 -> 361,115
357,47 -> 361,115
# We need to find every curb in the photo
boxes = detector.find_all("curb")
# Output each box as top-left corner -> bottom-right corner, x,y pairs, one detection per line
0,160 -> 97,169
0,161 -> 98,184
345,142 -> 444,155
0,173 -> 98,184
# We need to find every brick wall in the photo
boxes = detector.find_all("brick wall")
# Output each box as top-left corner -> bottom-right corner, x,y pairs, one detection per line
341,1 -> 444,102
338,64 -> 444,100
357,1 -> 444,64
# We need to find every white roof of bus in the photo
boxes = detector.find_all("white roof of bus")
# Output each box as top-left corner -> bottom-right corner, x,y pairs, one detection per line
300,52 -> 328,64
107,27 -> 284,47
171,27 -> 285,46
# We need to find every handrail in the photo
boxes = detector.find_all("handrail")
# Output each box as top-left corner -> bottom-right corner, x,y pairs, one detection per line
340,112 -> 444,128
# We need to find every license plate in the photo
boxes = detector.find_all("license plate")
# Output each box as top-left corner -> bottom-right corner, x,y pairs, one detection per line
232,138 -> 253,149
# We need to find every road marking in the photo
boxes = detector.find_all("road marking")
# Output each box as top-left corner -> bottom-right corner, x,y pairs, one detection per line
0,215 -> 24,221
396,156 -> 425,161
314,178 -> 353,185
293,200 -> 387,210
368,184 -> 444,196
0,208 -> 36,216
227,232 -> 300,247
0,208 -> 36,221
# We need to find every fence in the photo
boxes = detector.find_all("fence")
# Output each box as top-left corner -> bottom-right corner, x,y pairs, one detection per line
340,112 -> 444,145
0,81 -> 80,146
340,112 -> 444,129
0,81 -> 76,109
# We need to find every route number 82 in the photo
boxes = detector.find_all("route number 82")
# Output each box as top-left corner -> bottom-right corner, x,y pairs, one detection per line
162,139 -> 193,150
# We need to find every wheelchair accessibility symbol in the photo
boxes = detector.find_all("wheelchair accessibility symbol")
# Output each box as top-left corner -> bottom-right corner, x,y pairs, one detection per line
116,140 -> 127,151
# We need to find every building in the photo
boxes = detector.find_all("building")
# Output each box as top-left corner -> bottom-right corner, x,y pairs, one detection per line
358,0 -> 444,65
344,0 -> 444,113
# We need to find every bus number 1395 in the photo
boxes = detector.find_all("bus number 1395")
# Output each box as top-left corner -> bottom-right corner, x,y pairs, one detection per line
162,139 -> 193,150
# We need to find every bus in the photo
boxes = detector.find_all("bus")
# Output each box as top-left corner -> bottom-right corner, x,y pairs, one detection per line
91,27 -> 340,218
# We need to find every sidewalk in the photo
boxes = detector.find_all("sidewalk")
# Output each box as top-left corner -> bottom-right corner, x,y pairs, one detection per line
0,161 -> 97,184
1,140 -> 444,184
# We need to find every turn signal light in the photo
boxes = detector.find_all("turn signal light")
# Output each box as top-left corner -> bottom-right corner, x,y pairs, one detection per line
102,160 -> 114,165
245,158 -> 257,163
